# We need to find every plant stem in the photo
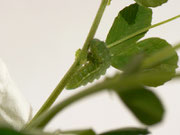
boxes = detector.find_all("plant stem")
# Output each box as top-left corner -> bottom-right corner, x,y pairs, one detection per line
174,42 -> 180,50
25,79 -> 113,129
27,61 -> 79,125
26,0 -> 108,128
81,0 -> 109,53
107,14 -> 180,49
174,73 -> 180,78
26,39 -> 180,129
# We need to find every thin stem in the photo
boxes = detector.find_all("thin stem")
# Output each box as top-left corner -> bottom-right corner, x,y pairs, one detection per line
25,80 -> 112,129
29,68 -> 180,129
25,0 -> 108,128
27,40 -> 180,129
25,39 -> 180,129
81,0 -> 109,53
27,61 -> 79,125
107,14 -> 180,49
107,0 -> 112,5
174,73 -> 180,78
173,42 -> 180,50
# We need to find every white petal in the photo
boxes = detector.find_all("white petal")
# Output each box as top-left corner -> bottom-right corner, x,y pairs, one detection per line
0,58 -> 32,130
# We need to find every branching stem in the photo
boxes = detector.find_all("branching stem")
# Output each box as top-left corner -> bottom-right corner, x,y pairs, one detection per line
25,2 -> 180,129
25,0 -> 109,129
24,79 -> 113,129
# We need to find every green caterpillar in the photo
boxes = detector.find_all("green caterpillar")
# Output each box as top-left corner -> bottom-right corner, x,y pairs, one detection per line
66,39 -> 111,90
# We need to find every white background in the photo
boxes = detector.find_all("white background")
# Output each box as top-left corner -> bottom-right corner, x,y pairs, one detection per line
0,0 -> 180,134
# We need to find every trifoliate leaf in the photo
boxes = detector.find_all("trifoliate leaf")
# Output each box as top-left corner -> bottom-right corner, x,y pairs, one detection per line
135,0 -> 168,7
106,3 -> 152,69
116,86 -> 164,125
99,127 -> 149,135
0,58 -> 32,130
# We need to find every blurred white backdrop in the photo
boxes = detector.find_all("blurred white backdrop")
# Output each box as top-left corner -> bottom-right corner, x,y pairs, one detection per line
0,0 -> 180,134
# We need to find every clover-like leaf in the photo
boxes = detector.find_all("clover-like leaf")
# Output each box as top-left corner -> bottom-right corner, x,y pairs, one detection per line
106,3 -> 152,69
112,38 -> 178,87
135,0 -> 168,7
99,127 -> 149,135
0,58 -> 32,129
116,86 -> 164,125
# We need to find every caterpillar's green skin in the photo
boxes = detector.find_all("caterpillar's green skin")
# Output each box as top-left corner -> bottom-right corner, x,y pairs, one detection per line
66,39 -> 111,90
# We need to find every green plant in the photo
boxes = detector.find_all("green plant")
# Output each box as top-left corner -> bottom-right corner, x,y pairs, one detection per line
0,0 -> 180,134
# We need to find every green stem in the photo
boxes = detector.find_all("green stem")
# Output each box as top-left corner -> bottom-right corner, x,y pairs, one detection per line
107,14 -> 180,49
25,80 -> 112,129
25,0 -> 108,128
107,0 -> 112,5
27,66 -> 180,129
174,73 -> 180,78
173,42 -> 180,50
81,0 -> 109,53
27,61 -> 79,125
26,40 -> 180,129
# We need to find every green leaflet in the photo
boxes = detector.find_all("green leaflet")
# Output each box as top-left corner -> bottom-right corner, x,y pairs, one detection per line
99,127 -> 149,135
0,127 -> 95,135
113,38 -> 178,87
105,3 -> 178,86
0,127 -> 58,135
135,0 -> 168,7
139,38 -> 178,86
115,86 -> 164,125
106,3 -> 152,68
56,128 -> 149,135
106,58 -> 165,126
105,56 -> 164,126
0,128 -> 23,135
56,129 -> 96,135
66,39 -> 111,89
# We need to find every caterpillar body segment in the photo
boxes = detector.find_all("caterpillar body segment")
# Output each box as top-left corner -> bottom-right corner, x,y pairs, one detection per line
66,39 -> 111,90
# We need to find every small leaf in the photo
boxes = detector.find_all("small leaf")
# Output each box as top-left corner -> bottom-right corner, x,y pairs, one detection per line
0,127 -> 56,135
112,38 -> 178,87
0,127 -> 24,135
106,3 -> 152,69
116,86 -> 164,125
135,0 -> 168,7
99,127 -> 149,135
139,38 -> 178,86
56,129 -> 96,135
122,54 -> 145,76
